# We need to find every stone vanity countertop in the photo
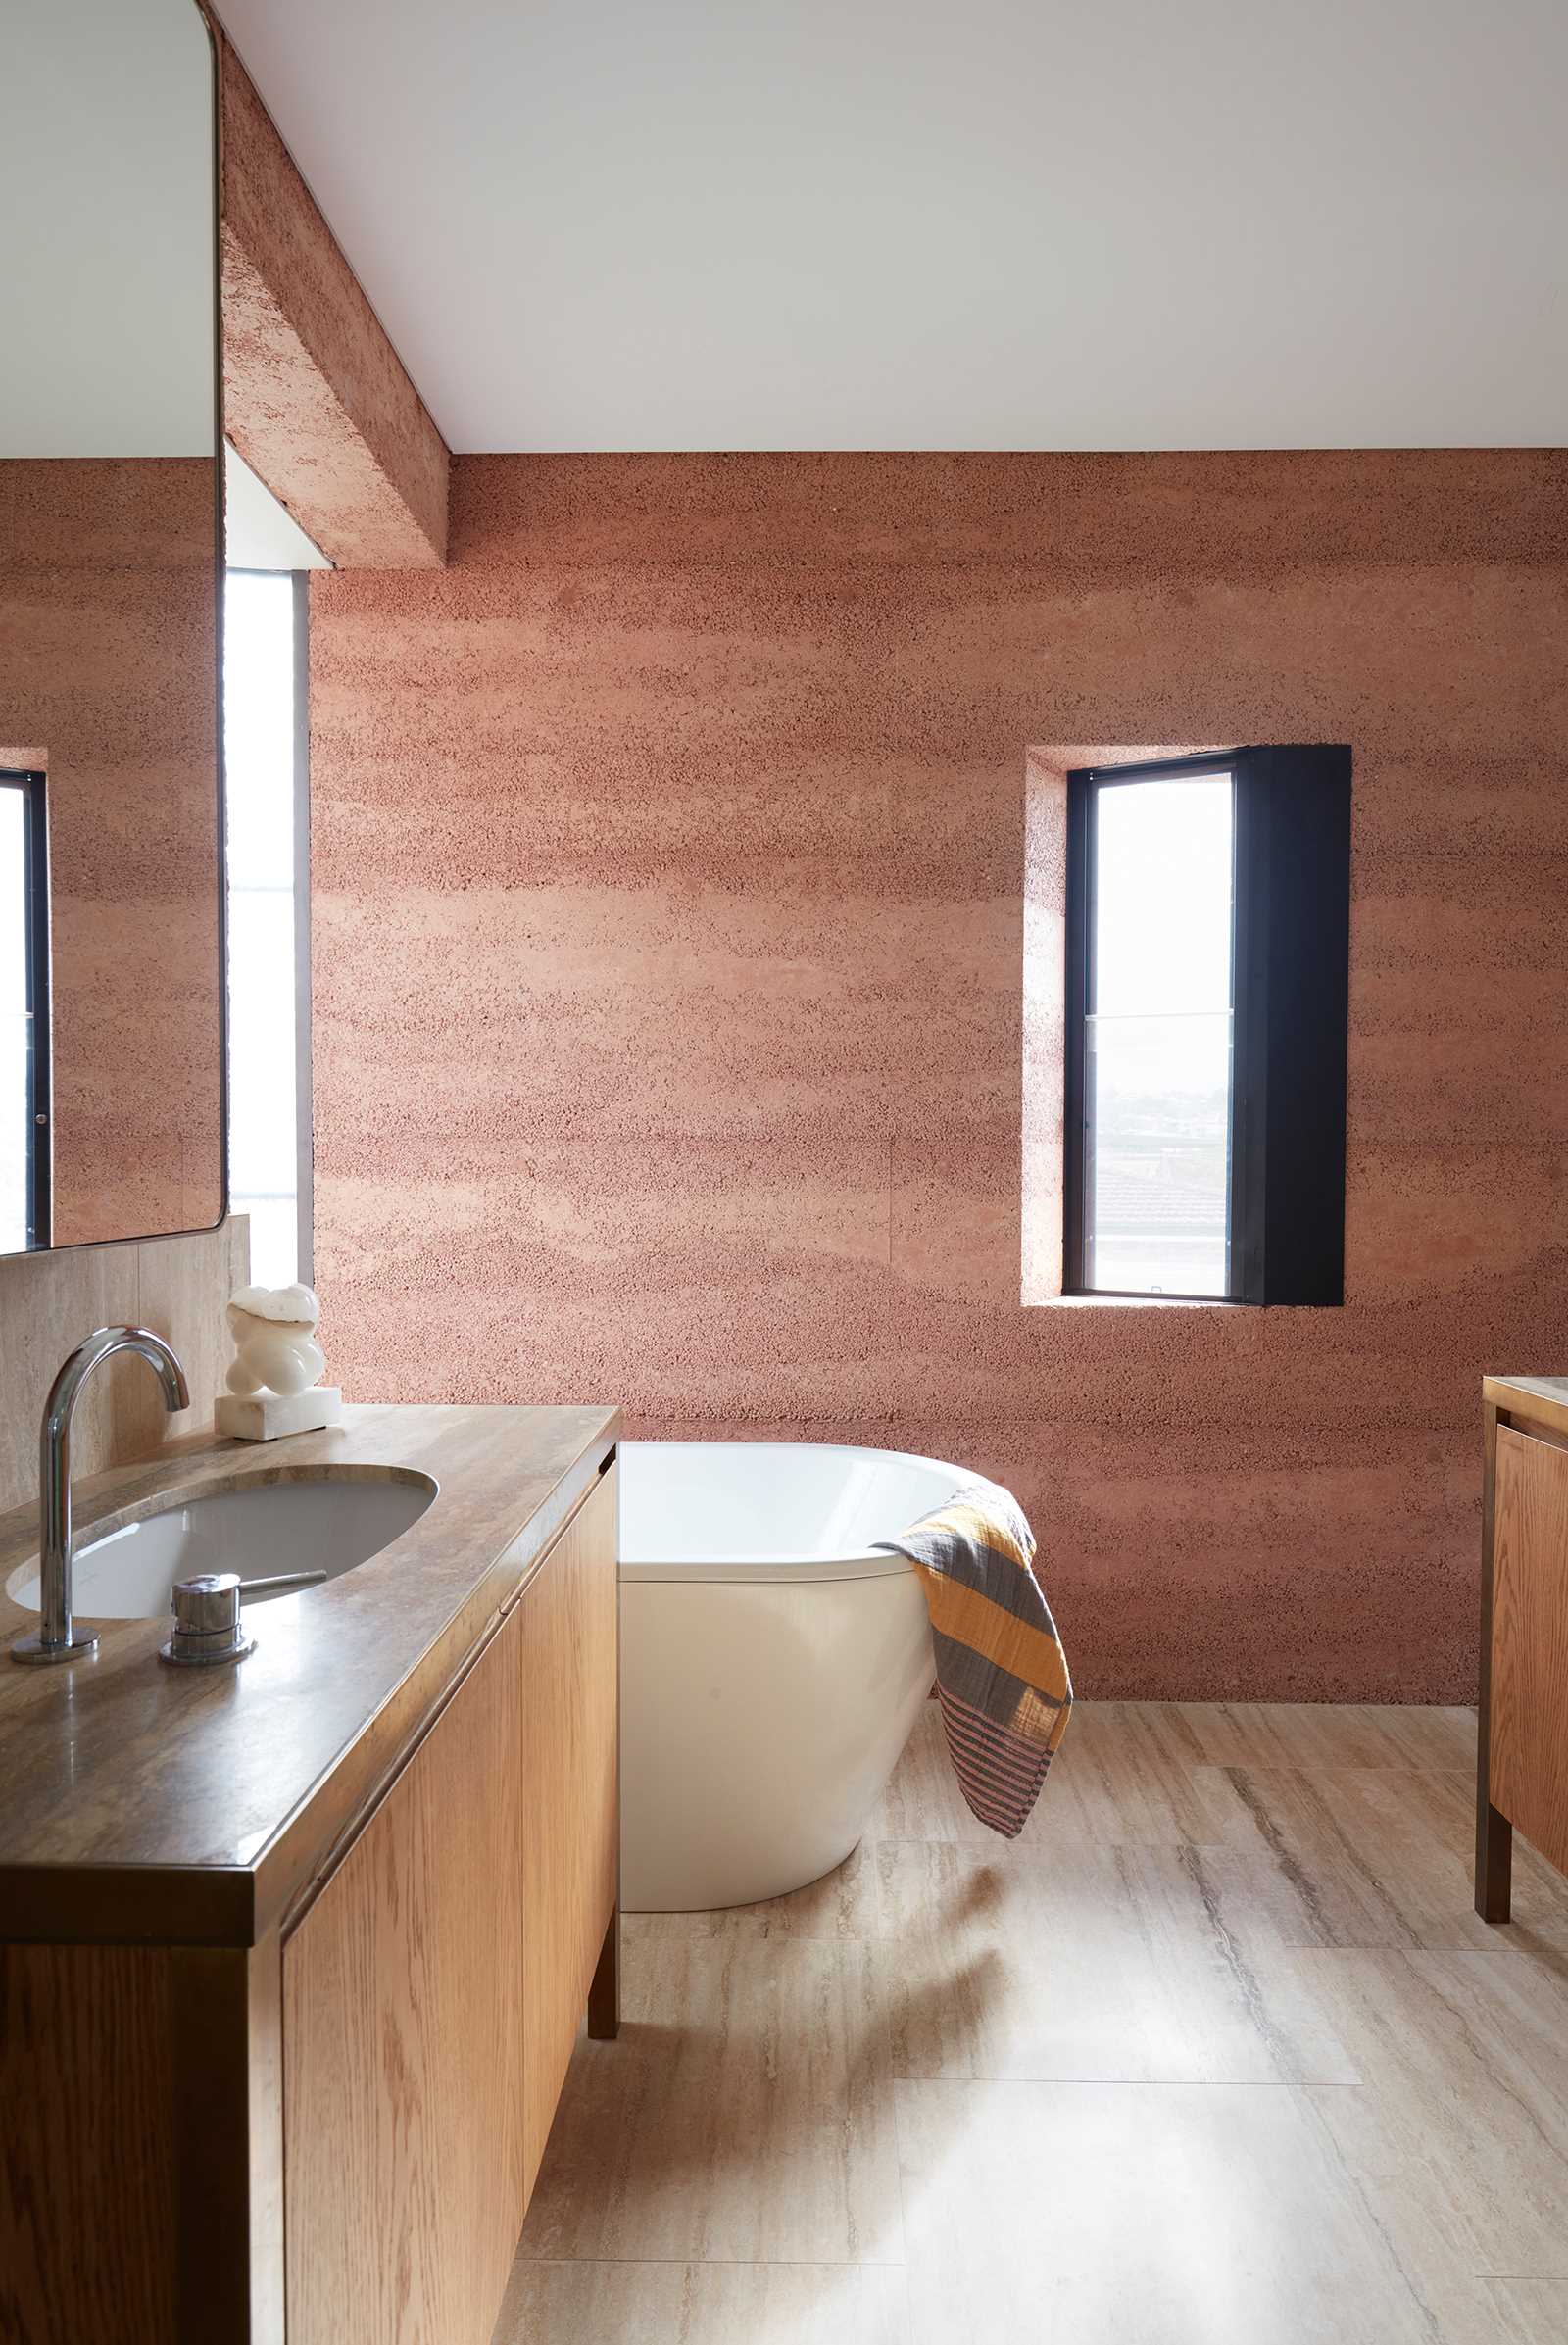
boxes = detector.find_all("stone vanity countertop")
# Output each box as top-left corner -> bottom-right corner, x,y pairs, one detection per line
1485,1376 -> 1568,1440
0,1402 -> 618,1948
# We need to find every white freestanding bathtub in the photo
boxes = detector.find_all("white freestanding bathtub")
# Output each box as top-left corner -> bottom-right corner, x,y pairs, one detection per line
619,1441 -> 979,1911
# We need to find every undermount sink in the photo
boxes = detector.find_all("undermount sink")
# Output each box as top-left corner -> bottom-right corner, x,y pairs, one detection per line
5,1471 -> 438,1622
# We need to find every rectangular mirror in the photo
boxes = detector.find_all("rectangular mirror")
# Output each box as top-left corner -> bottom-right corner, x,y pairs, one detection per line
1,0 -> 223,1254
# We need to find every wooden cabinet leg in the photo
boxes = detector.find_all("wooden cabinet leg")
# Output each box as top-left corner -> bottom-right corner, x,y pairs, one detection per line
1475,1801 -> 1513,1924
587,1903 -> 619,2039
1474,1397 -> 1510,1928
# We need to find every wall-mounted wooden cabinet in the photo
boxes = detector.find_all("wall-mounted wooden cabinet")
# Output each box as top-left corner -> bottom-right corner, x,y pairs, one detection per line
285,1459 -> 619,2345
1,1448 -> 619,2345
519,1466 -> 620,2199
1476,1380 -> 1568,1921
283,1604 -> 530,2344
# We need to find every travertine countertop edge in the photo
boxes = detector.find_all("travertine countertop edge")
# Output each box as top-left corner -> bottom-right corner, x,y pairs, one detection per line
0,1401 -> 619,1945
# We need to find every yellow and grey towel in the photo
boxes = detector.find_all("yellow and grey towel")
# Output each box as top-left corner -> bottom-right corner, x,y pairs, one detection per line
876,1483 -> 1072,1838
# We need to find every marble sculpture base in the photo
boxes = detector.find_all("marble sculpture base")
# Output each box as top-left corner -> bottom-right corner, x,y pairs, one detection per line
215,1387 -> 343,1442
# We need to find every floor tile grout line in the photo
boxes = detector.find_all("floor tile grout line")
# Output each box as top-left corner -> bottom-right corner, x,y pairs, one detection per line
890,2076 -> 1371,2091
513,2254 -> 912,2271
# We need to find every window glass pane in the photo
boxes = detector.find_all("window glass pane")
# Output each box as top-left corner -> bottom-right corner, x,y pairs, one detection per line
0,789 -> 25,1017
230,1196 -> 302,1286
223,571 -> 299,1289
1094,777 -> 1234,1014
1085,1011 -> 1232,1295
0,788 -> 28,1252
1086,776 -> 1233,1296
226,892 -> 296,1195
224,574 -> 297,891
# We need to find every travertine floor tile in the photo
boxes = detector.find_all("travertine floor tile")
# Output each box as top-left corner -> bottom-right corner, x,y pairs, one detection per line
896,2076 -> 1448,2343
1282,2147 -> 1525,2345
1214,1765 -> 1568,1952
1295,1948 -> 1568,2275
871,1702 -> 1256,1848
1373,1705 -> 1482,1773
1046,1710 -> 1265,1846
518,1922 -> 904,2265
501,1704 -> 1566,2344
1150,1699 -> 1477,1774
1487,2279 -> 1568,2341
494,2258 -> 911,2344
873,1837 -> 1357,2083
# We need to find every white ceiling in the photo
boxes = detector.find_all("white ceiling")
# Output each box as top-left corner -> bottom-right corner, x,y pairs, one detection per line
217,0 -> 1568,453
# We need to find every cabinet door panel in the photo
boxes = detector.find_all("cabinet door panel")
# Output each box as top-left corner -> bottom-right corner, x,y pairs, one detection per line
283,1610 -> 526,2345
521,1463 -> 618,2196
1491,1424 -> 1568,1879
0,1946 -> 175,2344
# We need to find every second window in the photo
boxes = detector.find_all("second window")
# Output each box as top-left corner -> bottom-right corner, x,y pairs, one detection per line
1063,746 -> 1351,1307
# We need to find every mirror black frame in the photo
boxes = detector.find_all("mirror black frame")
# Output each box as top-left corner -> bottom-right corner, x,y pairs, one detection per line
1,768 -> 53,1247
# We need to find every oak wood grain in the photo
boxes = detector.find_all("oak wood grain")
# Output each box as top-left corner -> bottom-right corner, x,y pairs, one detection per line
0,1945 -> 175,2344
520,1463 -> 619,2197
170,1940 -> 286,2344
1488,1424 -> 1568,1882
282,1611 -> 527,2345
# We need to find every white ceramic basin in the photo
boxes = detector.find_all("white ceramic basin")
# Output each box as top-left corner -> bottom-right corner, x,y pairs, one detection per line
5,1472 -> 437,1621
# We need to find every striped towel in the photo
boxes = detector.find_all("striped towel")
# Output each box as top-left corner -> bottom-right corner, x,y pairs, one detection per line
876,1483 -> 1072,1838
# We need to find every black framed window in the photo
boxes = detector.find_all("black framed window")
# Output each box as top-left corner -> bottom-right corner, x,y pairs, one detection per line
1063,746 -> 1350,1306
0,769 -> 51,1250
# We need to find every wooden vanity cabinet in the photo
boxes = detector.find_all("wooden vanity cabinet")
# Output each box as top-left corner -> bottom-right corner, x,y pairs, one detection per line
0,1413 -> 619,2345
519,1461 -> 620,2198
282,1606 -> 529,2344
280,1458 -> 619,2345
1477,1389 -> 1568,1918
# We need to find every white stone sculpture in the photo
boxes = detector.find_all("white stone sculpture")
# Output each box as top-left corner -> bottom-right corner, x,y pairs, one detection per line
226,1282 -> 324,1396
216,1283 -> 342,1441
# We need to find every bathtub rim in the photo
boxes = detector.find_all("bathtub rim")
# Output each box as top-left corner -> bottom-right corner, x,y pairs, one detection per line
617,1437 -> 1004,1584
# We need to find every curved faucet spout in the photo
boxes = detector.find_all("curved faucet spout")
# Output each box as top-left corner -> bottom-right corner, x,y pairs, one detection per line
11,1326 -> 190,1667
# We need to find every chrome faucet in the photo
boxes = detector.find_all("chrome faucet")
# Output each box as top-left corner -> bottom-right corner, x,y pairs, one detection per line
10,1326 -> 189,1667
